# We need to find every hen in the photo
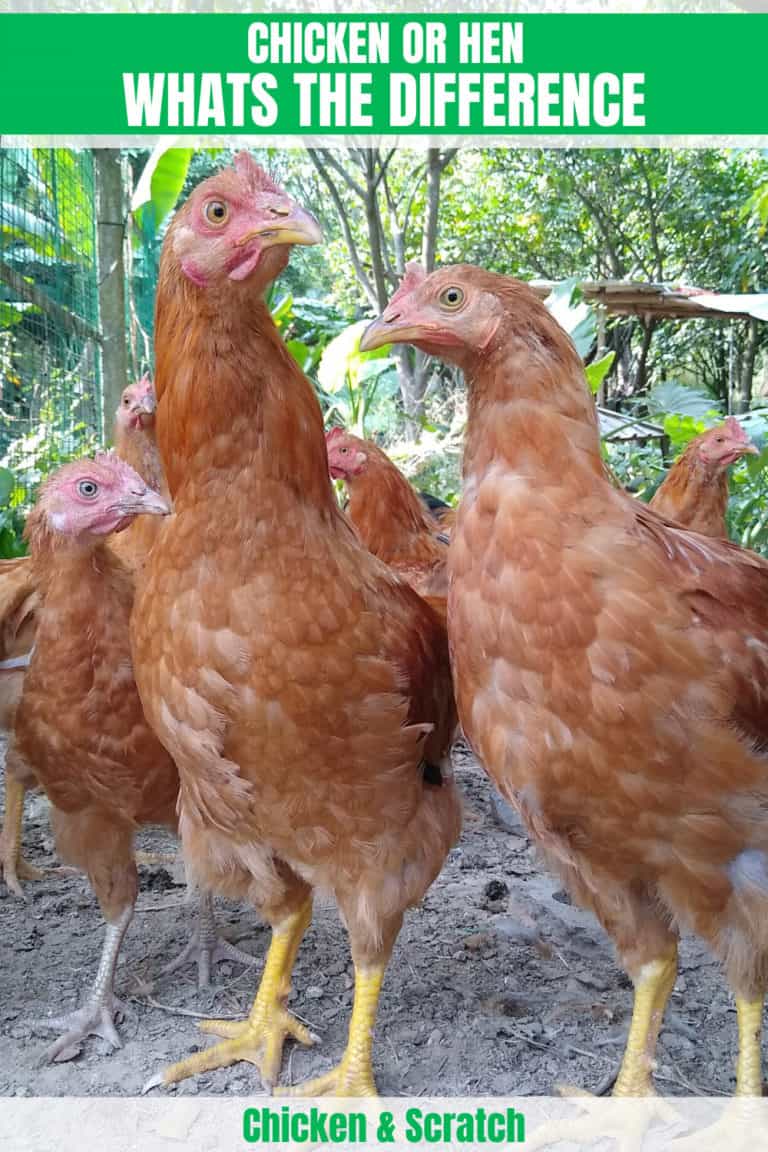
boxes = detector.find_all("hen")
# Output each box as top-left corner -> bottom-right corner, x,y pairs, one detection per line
5,454 -> 172,1059
326,427 -> 448,597
649,416 -> 757,537
133,154 -> 461,1097
362,261 -> 768,1103
0,558 -> 41,894
109,373 -> 170,572
0,375 -> 167,895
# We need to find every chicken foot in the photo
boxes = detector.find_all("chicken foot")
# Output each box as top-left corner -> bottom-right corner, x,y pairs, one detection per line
144,897 -> 313,1093
34,903 -> 133,1062
0,775 -> 45,897
153,888 -> 259,989
278,962 -> 383,1097
668,994 -> 766,1152
526,947 -> 682,1151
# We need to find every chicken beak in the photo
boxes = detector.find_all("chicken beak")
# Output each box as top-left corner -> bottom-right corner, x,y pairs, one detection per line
360,313 -> 426,353
242,204 -> 323,250
743,442 -> 760,456
119,488 -> 170,517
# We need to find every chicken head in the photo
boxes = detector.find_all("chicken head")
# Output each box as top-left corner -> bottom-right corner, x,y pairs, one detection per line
33,454 -> 169,542
169,150 -> 322,292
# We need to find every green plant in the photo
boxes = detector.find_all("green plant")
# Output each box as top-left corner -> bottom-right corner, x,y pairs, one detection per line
316,320 -> 400,438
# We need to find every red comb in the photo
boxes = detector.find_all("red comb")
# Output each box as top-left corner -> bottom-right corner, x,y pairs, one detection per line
723,416 -> 750,442
325,426 -> 345,443
233,151 -> 282,195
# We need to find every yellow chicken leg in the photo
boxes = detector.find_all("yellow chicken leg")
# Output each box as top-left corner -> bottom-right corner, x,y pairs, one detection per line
278,963 -> 384,1097
613,947 -> 678,1096
143,898 -> 313,1093
734,995 -> 763,1096
1,775 -> 45,897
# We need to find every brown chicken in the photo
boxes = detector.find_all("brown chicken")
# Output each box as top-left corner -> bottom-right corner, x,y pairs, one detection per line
325,427 -> 448,598
362,261 -> 768,1103
5,454 -> 172,1059
0,376 -> 168,896
649,416 -> 757,536
0,558 -> 41,894
109,373 -> 171,572
132,154 -> 460,1096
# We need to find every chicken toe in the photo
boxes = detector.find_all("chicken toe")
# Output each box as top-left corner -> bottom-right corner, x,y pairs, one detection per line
526,1097 -> 683,1152
146,899 -> 313,1091
37,995 -> 126,1063
153,890 -> 258,989
670,1099 -> 768,1152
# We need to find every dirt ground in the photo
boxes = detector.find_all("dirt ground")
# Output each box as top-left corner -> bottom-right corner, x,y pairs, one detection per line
1,742 -> 737,1099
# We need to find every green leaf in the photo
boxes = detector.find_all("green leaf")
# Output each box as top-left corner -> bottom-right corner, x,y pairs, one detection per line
0,468 -> 16,506
648,381 -> 722,422
132,143 -> 194,230
286,339 -> 312,372
585,351 -> 615,394
270,292 -> 294,329
544,278 -> 596,359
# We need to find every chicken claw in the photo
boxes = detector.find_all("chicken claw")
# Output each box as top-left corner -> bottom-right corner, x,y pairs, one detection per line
144,899 -> 313,1092
277,963 -> 383,1098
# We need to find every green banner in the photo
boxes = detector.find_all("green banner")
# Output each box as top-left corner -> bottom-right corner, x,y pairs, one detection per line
0,13 -> 766,136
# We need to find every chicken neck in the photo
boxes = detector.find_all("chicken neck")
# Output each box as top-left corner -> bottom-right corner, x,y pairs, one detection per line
652,453 -> 729,536
154,279 -> 336,519
347,466 -> 441,566
114,425 -> 168,504
462,332 -> 607,500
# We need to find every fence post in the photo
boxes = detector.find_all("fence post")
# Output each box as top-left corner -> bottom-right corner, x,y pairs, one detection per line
95,149 -> 127,440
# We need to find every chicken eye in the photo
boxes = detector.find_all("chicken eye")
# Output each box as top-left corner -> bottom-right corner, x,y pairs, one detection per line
204,199 -> 229,226
439,286 -> 465,310
339,447 -> 349,455
77,479 -> 99,500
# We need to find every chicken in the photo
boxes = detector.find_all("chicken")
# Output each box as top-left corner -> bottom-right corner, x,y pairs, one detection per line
109,373 -> 170,572
5,454 -> 172,1059
325,427 -> 448,597
0,558 -> 42,894
132,154 -> 461,1096
361,261 -> 768,1104
0,375 -> 167,895
649,417 -> 757,537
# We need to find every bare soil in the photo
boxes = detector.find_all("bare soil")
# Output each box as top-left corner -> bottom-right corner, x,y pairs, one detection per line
0,743 -> 736,1099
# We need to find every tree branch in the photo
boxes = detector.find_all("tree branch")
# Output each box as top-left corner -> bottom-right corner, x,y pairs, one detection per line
306,148 -> 377,308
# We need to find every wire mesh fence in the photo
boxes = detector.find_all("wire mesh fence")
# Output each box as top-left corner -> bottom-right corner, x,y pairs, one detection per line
0,147 -> 102,503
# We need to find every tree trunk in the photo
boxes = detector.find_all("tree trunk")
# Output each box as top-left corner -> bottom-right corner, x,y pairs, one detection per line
733,318 -> 758,414
95,149 -> 127,440
633,319 -> 656,395
421,149 -> 443,273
